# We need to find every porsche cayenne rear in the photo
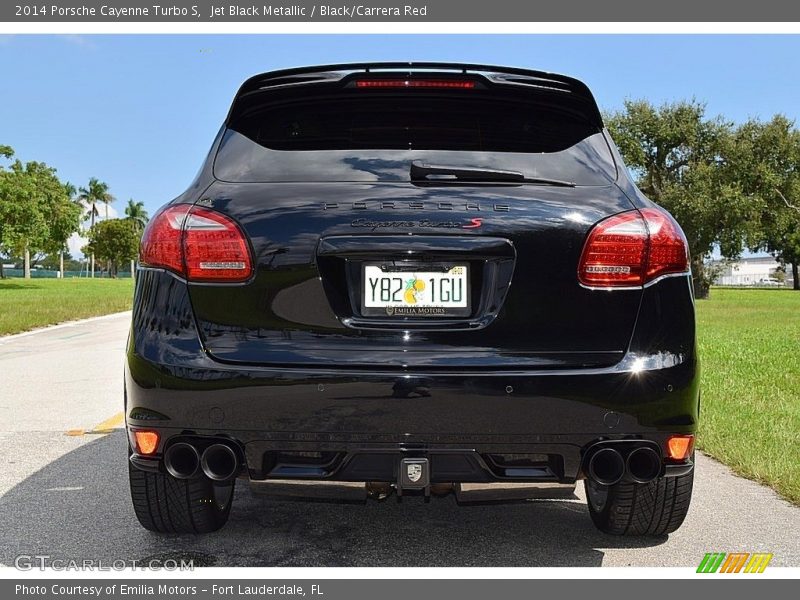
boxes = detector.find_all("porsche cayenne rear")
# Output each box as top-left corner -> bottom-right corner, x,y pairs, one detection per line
125,62 -> 699,535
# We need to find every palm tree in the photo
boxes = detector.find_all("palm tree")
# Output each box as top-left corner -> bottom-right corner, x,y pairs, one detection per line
64,182 -> 77,201
60,182 -> 78,278
78,177 -> 113,228
124,199 -> 149,231
78,177 -> 113,277
124,199 -> 149,280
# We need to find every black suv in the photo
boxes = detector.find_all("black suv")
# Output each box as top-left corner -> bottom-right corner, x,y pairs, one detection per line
126,63 -> 699,536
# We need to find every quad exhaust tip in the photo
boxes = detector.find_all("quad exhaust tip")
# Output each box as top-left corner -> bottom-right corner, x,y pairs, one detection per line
200,443 -> 239,481
625,446 -> 661,484
586,444 -> 663,486
164,441 -> 240,481
587,447 -> 625,486
163,442 -> 200,479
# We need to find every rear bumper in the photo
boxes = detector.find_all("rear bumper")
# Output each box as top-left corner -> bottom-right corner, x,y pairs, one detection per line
126,349 -> 699,485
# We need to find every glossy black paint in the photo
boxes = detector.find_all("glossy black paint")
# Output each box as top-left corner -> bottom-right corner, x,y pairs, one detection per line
126,64 -> 699,486
186,181 -> 644,368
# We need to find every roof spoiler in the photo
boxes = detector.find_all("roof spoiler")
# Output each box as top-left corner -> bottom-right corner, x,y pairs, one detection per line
226,61 -> 604,127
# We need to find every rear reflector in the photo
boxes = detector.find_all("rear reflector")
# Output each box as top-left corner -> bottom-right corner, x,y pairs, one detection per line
133,430 -> 160,455
666,434 -> 695,461
140,204 -> 253,283
578,207 -> 689,287
355,79 -> 476,89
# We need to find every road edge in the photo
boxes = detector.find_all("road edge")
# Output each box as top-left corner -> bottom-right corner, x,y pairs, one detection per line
0,311 -> 132,343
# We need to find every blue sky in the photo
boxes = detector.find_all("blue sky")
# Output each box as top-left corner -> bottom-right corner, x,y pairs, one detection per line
2,34 -> 800,224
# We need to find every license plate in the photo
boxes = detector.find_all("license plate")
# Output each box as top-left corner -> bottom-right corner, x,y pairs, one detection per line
363,264 -> 469,317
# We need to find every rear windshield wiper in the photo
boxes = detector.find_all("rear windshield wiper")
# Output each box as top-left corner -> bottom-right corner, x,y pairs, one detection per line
410,160 -> 576,187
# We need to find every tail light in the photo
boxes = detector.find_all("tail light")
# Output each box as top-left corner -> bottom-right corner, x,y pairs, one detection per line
139,204 -> 253,283
355,79 -> 476,89
578,208 -> 689,288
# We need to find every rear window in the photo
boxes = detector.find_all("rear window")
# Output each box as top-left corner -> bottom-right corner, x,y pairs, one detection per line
214,94 -> 616,185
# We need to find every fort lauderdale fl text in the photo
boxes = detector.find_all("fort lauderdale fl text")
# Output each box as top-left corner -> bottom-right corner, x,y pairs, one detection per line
27,4 -> 429,18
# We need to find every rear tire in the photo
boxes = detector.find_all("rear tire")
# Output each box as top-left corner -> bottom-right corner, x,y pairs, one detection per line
584,465 -> 694,536
128,461 -> 234,534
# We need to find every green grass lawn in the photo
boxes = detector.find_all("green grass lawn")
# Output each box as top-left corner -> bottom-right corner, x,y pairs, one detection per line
697,288 -> 800,505
0,278 -> 134,336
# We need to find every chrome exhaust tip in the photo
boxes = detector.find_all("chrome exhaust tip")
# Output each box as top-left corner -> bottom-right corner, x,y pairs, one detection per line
200,443 -> 239,481
626,446 -> 662,484
164,442 -> 200,479
587,447 -> 625,486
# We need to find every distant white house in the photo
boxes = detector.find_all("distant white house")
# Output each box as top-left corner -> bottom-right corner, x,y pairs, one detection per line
711,256 -> 787,286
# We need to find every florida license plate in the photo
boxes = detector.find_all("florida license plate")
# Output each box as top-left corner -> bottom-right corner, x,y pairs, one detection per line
363,264 -> 469,317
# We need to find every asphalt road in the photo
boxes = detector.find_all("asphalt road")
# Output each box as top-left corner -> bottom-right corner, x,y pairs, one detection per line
1,312 -> 798,568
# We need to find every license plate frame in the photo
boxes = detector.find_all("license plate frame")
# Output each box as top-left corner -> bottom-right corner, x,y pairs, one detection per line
361,262 -> 471,318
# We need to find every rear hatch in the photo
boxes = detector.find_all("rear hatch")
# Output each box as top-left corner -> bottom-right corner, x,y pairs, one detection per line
186,65 -> 640,369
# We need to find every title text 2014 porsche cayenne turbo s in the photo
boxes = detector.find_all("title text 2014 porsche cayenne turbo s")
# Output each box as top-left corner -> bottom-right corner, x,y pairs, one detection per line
126,63 -> 699,536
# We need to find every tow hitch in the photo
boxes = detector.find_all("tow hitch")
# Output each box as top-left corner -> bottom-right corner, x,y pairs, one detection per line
397,457 -> 430,498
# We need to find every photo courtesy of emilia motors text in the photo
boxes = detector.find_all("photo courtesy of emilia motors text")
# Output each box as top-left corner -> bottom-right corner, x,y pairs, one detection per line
0,0 -> 799,596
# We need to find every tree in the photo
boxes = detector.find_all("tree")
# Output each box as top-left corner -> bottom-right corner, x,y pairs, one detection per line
124,199 -> 149,278
766,212 -> 800,289
0,146 -> 15,279
772,265 -> 787,284
40,251 -> 81,273
64,182 -> 76,198
78,177 -> 113,278
40,250 -> 73,271
59,182 -> 79,277
606,100 -> 758,297
78,177 -> 106,229
124,199 -> 149,231
0,150 -> 80,279
0,146 -> 15,278
0,158 -> 49,279
42,181 -> 82,276
83,219 -> 139,278
728,116 -> 800,290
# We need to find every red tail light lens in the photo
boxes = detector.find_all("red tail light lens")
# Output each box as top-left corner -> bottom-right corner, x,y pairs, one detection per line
578,208 -> 689,288
640,208 -> 690,282
139,205 -> 189,276
139,204 -> 253,283
578,210 -> 648,286
355,79 -> 476,89
182,207 -> 252,282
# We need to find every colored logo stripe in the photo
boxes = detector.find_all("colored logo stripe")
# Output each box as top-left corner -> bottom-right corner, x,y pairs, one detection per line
744,553 -> 773,573
697,553 -> 726,573
697,552 -> 773,573
720,553 -> 749,573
